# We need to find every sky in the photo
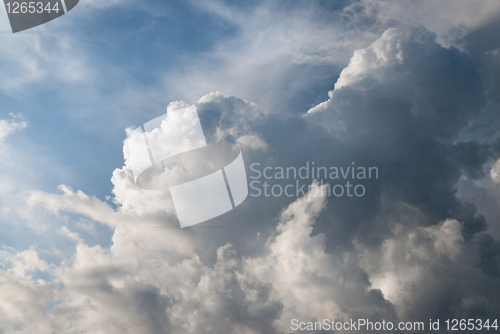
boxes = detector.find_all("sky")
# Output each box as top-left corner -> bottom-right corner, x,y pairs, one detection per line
0,0 -> 500,333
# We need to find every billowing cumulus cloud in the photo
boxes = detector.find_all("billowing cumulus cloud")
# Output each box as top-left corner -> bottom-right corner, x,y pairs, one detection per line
300,24 -> 500,324
1,2 -> 500,333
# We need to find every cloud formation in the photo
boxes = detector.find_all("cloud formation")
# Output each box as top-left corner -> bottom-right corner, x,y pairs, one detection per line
1,2 -> 500,333
0,114 -> 26,142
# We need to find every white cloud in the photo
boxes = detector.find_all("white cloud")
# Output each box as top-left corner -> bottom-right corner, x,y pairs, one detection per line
491,158 -> 500,183
357,217 -> 497,321
57,226 -> 82,243
0,247 -> 49,278
349,0 -> 500,45
0,114 -> 27,143
0,272 -> 55,333
458,160 -> 500,239
172,0 -> 500,116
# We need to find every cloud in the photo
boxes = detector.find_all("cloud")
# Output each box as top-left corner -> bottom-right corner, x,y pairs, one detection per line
243,181 -> 398,330
0,19 -> 93,95
166,0 -> 500,119
0,271 -> 54,333
302,27 -> 491,236
27,185 -> 126,228
0,114 -> 26,142
163,1 -> 379,115
15,167 -> 498,332
346,0 -> 500,44
456,158 -> 500,239
236,134 -> 268,151
57,226 -> 82,243
307,26 -> 485,140
0,181 -> 393,333
357,218 -> 500,322
491,158 -> 500,184
0,247 -> 49,279
300,24 -> 500,322
2,2 -> 500,331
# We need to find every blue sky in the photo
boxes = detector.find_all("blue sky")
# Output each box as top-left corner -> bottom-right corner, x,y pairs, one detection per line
1,0 -> 500,333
